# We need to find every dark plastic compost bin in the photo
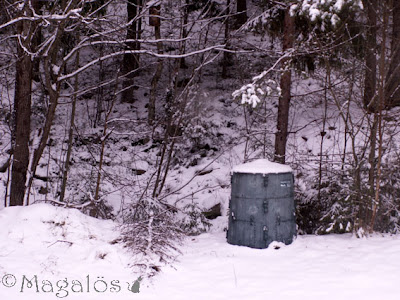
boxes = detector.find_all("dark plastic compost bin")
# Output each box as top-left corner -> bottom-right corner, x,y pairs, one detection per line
227,159 -> 296,249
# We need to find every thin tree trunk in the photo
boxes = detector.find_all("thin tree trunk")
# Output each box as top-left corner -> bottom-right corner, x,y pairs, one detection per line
148,23 -> 163,125
95,44 -> 104,128
318,73 -> 329,200
222,0 -> 232,78
94,73 -> 120,204
370,1 -> 389,232
60,51 -> 79,202
368,114 -> 378,208
31,0 -> 42,82
274,7 -> 294,164
26,63 -> 59,205
180,0 -> 189,69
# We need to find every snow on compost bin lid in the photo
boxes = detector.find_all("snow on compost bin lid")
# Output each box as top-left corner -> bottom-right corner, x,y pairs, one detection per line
232,159 -> 292,175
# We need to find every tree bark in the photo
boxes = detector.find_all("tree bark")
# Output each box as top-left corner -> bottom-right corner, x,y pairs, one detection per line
274,7 -> 294,164
148,21 -> 163,125
222,0 -> 232,78
180,0 -> 189,69
362,0 -> 377,112
121,0 -> 141,103
10,17 -> 32,206
31,0 -> 42,82
235,0 -> 247,27
385,0 -> 400,108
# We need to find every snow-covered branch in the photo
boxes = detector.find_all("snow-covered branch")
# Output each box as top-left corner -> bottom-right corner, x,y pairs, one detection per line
232,50 -> 294,108
58,45 -> 226,82
291,0 -> 363,27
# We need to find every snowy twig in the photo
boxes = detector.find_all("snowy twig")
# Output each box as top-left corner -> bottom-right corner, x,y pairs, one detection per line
47,240 -> 73,248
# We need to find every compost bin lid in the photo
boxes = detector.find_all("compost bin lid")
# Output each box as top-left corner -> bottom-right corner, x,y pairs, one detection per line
232,159 -> 292,175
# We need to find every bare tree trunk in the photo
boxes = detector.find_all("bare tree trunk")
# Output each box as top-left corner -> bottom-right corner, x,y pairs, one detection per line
121,0 -> 141,103
94,72 -> 120,206
274,7 -> 294,164
31,0 -> 42,82
362,0 -> 377,112
180,0 -> 189,69
318,73 -> 329,200
235,0 -> 247,27
385,0 -> 400,108
370,1 -> 389,232
361,0 -> 378,229
222,0 -> 232,78
10,8 -> 33,206
148,20 -> 163,125
368,114 -> 378,209
95,36 -> 104,128
10,42 -> 32,206
26,60 -> 60,204
60,51 -> 79,202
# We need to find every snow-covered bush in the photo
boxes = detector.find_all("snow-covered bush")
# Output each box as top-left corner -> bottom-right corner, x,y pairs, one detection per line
295,159 -> 360,235
295,148 -> 400,235
180,201 -> 211,236
315,178 -> 355,235
374,154 -> 400,233
121,198 -> 183,276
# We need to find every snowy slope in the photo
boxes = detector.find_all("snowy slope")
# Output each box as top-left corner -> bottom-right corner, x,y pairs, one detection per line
1,204 -> 400,299
0,204 -> 136,299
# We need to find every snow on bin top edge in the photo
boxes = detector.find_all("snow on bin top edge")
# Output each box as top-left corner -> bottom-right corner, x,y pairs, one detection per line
231,159 -> 292,175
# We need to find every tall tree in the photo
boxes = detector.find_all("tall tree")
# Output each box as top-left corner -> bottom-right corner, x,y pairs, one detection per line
148,1 -> 162,125
361,0 -> 378,226
121,0 -> 142,103
274,6 -> 295,164
26,0 -> 78,204
370,0 -> 389,232
10,1 -> 34,206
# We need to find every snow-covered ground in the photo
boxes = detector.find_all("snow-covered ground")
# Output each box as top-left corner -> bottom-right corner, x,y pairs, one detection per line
1,203 -> 399,299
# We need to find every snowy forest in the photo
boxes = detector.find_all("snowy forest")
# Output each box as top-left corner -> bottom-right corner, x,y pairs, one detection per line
1,0 -> 400,298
